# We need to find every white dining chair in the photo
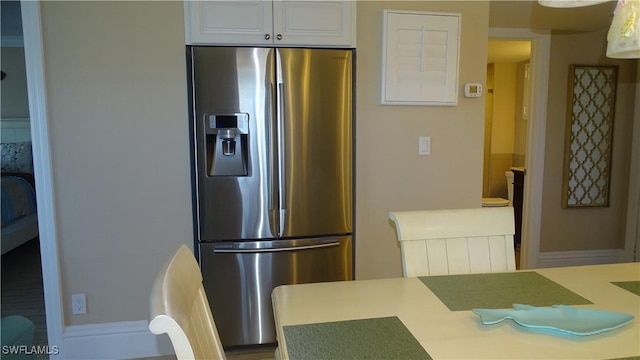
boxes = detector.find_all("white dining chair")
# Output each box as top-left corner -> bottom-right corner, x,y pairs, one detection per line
389,207 -> 516,277
149,245 -> 226,360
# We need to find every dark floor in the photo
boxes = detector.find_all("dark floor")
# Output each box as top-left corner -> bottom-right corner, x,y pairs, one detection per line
138,344 -> 277,360
1,238 -> 48,358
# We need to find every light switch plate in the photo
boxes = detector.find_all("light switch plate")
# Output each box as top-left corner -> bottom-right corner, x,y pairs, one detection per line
419,136 -> 431,155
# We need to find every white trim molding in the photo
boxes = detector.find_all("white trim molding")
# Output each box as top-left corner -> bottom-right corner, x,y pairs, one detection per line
60,321 -> 174,359
21,1 -> 65,358
624,62 -> 640,262
538,249 -> 628,268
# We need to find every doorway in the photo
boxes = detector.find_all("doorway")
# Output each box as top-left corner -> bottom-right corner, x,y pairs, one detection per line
0,0 -> 48,350
484,40 -> 531,268
18,0 -> 65,354
487,29 -> 551,270
484,40 -> 530,198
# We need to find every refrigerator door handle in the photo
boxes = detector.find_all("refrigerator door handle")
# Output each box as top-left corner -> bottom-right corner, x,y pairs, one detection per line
213,240 -> 340,253
267,82 -> 277,212
213,242 -> 339,253
277,81 -> 287,236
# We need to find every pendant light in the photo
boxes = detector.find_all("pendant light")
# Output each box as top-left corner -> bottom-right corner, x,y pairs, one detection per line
538,0 -> 609,7
539,0 -> 640,59
606,0 -> 640,58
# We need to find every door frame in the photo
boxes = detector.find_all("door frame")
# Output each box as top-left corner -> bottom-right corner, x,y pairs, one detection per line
489,28 -> 551,269
21,1 -> 64,356
625,70 -> 640,262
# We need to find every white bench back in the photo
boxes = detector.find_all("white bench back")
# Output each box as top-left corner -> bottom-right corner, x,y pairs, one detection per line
389,208 -> 516,277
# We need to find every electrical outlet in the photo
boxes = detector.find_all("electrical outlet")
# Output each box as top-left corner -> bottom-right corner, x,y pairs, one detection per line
72,293 -> 86,315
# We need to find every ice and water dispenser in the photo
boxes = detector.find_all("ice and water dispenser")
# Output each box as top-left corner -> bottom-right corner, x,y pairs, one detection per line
205,113 -> 249,176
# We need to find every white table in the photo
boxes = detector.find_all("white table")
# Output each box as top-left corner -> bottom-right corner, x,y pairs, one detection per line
272,263 -> 640,359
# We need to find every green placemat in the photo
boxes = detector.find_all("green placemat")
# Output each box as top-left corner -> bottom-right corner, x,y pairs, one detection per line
612,281 -> 640,296
419,272 -> 592,311
283,316 -> 432,360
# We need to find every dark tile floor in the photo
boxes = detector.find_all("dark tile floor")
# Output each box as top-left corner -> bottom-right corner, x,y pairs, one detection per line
1,238 -> 48,358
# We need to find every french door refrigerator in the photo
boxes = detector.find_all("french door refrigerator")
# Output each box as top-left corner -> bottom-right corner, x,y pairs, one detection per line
188,46 -> 353,347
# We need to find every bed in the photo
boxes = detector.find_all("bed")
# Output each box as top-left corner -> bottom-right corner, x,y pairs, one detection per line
1,140 -> 38,255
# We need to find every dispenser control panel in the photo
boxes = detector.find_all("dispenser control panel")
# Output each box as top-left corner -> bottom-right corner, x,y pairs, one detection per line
208,113 -> 249,133
205,113 -> 250,176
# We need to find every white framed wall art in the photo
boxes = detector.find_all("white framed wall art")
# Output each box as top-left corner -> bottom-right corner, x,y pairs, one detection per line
381,10 -> 460,106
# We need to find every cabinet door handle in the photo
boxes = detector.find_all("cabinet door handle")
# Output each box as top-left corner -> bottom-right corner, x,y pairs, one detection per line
276,34 -> 283,40
265,34 -> 271,40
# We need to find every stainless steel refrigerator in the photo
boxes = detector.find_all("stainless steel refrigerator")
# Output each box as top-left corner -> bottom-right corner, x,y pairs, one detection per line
188,46 -> 353,347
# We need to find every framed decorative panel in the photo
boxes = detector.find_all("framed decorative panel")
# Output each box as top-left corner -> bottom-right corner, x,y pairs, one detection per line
381,10 -> 460,106
562,65 -> 617,208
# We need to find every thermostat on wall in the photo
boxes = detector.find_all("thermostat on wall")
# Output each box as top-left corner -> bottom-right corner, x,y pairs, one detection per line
464,83 -> 483,98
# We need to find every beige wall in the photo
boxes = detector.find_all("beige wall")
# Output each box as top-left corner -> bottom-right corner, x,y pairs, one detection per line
514,60 -> 528,159
485,60 -> 528,199
540,28 -> 637,252
485,62 -> 517,199
355,1 -> 489,279
491,62 -> 516,154
41,1 -> 192,325
37,0 -> 637,328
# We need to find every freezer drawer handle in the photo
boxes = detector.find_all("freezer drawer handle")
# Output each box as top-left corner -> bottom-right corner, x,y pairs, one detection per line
213,241 -> 340,253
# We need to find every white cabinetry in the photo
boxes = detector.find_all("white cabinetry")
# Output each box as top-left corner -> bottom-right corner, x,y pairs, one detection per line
185,0 -> 356,47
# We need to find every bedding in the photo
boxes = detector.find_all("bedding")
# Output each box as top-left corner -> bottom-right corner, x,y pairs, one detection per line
1,141 -> 38,255
1,142 -> 33,173
1,175 -> 36,227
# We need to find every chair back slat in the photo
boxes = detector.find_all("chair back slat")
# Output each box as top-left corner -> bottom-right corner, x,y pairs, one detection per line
149,245 -> 226,360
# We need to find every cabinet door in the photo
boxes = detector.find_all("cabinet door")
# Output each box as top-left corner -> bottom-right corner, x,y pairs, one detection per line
272,1 -> 355,47
186,0 -> 273,45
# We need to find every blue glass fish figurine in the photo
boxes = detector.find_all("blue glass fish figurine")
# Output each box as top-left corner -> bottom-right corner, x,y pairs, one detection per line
472,304 -> 634,336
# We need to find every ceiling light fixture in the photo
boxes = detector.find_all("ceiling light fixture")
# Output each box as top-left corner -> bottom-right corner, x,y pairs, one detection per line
538,0 -> 609,7
538,0 -> 640,59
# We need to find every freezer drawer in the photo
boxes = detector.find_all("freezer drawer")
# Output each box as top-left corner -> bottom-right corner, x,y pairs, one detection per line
199,236 -> 352,347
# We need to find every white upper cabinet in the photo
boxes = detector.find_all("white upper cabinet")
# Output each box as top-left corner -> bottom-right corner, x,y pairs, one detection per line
185,0 -> 356,47
185,1 -> 272,45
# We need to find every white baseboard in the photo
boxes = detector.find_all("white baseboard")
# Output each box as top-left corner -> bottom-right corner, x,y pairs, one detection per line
537,249 -> 626,268
56,320 -> 174,359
